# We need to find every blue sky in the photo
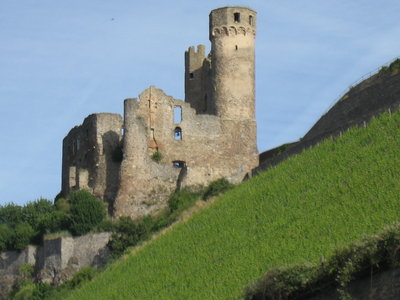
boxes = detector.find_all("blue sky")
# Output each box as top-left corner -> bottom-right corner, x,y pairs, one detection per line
1,0 -> 400,205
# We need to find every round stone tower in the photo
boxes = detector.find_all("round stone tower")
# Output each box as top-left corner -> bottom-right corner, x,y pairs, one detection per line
209,6 -> 256,120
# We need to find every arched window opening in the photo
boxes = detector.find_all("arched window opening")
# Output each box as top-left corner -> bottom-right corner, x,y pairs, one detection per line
173,161 -> 185,168
234,12 -> 240,23
249,15 -> 253,25
174,127 -> 182,140
174,106 -> 182,124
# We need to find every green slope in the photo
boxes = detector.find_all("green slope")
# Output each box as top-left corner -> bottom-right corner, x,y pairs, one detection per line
67,111 -> 400,300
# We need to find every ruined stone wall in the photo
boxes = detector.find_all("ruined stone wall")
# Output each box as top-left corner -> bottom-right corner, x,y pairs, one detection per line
307,268 -> 400,300
184,45 -> 213,114
0,233 -> 110,299
62,6 -> 259,219
255,70 -> 400,175
62,113 -> 123,210
114,94 -> 181,218
303,71 -> 400,142
0,246 -> 36,299
114,85 -> 258,218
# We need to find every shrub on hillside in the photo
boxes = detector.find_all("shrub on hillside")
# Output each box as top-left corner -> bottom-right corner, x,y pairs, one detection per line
202,178 -> 234,200
94,219 -> 115,232
0,224 -> 13,251
22,199 -> 62,244
11,282 -> 37,300
109,216 -> 154,257
12,223 -> 35,251
150,211 -> 175,231
22,199 -> 54,229
389,58 -> 400,75
37,210 -> 69,235
63,267 -> 98,290
243,223 -> 400,300
68,190 -> 106,236
55,197 -> 71,214
168,188 -> 201,212
0,203 -> 23,227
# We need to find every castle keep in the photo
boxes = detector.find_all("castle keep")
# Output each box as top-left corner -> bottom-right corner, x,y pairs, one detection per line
61,7 -> 258,218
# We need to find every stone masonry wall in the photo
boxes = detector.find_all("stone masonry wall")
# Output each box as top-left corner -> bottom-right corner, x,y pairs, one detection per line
0,246 -> 36,299
114,86 -> 258,218
62,113 -> 123,211
255,69 -> 400,175
303,70 -> 400,141
113,94 -> 181,218
0,233 -> 110,299
307,267 -> 400,300
185,45 -> 212,114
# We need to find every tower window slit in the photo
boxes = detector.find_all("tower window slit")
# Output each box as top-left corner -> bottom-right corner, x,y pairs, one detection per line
249,15 -> 253,25
189,72 -> 194,79
234,13 -> 240,23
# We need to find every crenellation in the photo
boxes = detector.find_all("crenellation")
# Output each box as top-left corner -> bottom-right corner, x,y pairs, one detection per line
61,7 -> 259,219
185,45 -> 209,113
211,25 -> 255,38
209,7 -> 256,40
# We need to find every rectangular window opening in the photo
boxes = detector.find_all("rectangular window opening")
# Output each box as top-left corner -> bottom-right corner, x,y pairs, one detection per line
249,15 -> 253,25
189,72 -> 194,79
234,13 -> 240,23
174,106 -> 182,124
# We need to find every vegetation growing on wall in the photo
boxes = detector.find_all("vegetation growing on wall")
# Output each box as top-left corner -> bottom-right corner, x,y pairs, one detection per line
202,178 -> 234,200
389,58 -> 400,75
6,184 -> 212,299
9,266 -> 98,300
0,190 -> 107,251
109,186 -> 205,257
64,110 -> 400,300
68,190 -> 107,235
0,199 -> 67,251
244,222 -> 400,300
151,150 -> 163,162
377,58 -> 400,77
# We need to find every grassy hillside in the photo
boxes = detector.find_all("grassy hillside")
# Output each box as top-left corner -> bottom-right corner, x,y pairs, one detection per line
66,111 -> 400,300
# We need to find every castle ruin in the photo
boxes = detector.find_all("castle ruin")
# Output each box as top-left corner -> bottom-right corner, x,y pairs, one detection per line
61,7 -> 258,218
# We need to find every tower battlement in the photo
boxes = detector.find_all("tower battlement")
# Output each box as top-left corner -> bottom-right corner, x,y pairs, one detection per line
209,7 -> 256,40
185,45 -> 205,58
184,44 -> 208,112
